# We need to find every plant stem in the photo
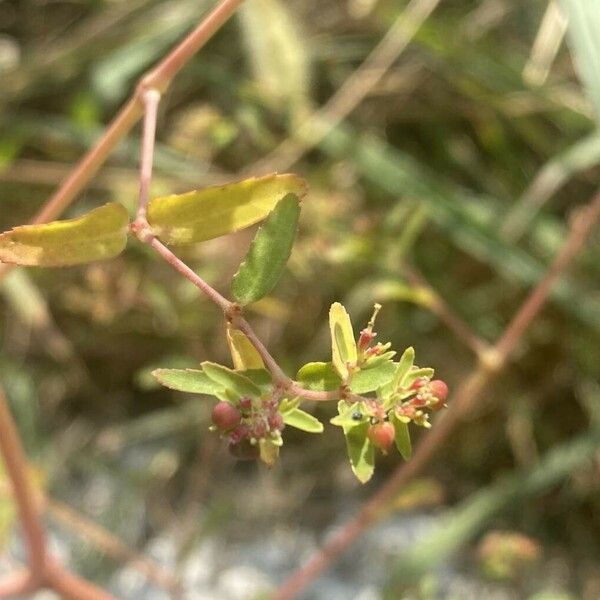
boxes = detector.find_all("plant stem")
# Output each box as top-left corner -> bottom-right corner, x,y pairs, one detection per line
0,386 -> 47,584
147,237 -> 233,314
136,89 -> 162,220
270,190 -> 600,600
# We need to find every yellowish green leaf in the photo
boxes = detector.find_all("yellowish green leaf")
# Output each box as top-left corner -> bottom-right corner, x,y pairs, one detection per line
259,438 -> 280,467
147,173 -> 307,244
0,203 -> 129,267
226,327 -> 265,370
391,412 -> 412,460
329,302 -> 357,380
201,362 -> 262,399
282,408 -> 323,433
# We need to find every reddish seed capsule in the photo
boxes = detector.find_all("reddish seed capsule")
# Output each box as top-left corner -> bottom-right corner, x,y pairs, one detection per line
211,402 -> 242,431
367,422 -> 395,453
429,380 -> 448,402
228,439 -> 260,461
268,412 -> 284,432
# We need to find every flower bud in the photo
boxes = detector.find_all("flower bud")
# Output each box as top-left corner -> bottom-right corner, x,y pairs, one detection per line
268,412 -> 284,432
211,402 -> 242,431
367,422 -> 395,453
429,380 -> 448,403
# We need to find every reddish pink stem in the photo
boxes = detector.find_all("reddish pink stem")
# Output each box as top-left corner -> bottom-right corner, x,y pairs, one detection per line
0,388 -> 47,585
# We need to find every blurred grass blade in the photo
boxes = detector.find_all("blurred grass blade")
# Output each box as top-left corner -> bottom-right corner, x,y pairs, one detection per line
238,0 -> 311,123
231,194 -> 300,305
384,429 -> 600,593
0,203 -> 128,267
559,0 -> 600,121
147,174 -> 307,244
321,125 -> 600,331
502,133 -> 600,241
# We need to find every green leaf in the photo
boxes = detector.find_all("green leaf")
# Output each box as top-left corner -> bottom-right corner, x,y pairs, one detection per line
232,194 -> 300,304
147,173 -> 307,244
393,347 -> 415,390
296,362 -> 341,391
259,438 -> 280,467
329,302 -> 357,380
242,369 -> 273,393
391,412 -> 412,460
404,367 -> 434,387
201,362 -> 262,399
279,397 -> 300,413
330,401 -> 368,429
350,361 -> 396,394
151,369 -> 224,396
283,408 -> 323,433
344,422 -> 375,484
226,327 -> 265,370
0,203 -> 128,267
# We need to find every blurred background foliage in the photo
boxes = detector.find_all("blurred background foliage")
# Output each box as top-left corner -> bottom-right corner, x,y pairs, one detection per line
0,0 -> 599,598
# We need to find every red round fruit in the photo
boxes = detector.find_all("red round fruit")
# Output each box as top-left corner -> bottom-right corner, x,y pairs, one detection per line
228,439 -> 260,461
367,422 -> 395,453
429,380 -> 448,402
212,402 -> 242,431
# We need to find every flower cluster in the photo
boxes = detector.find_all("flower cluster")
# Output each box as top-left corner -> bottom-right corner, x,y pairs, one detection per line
211,396 -> 285,461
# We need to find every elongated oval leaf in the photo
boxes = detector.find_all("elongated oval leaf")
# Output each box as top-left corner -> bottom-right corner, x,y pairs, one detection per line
201,361 -> 262,398
226,327 -> 265,370
296,362 -> 341,391
350,361 -> 396,394
0,203 -> 128,267
231,194 -> 300,304
283,408 -> 323,433
147,174 -> 307,244
344,422 -> 375,484
152,369 -> 224,396
329,302 -> 357,380
393,347 -> 415,390
391,413 -> 412,460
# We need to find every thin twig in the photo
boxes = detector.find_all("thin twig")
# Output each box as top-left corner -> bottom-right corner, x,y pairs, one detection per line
400,263 -> 491,357
270,191 -> 600,600
147,237 -> 234,314
137,89 -> 162,219
47,498 -> 180,593
0,386 -> 47,585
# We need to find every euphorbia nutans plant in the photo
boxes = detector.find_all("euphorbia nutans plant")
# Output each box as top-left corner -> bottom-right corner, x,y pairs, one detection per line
0,172 -> 448,483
